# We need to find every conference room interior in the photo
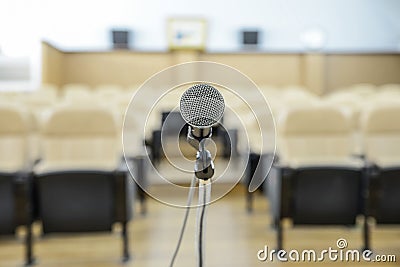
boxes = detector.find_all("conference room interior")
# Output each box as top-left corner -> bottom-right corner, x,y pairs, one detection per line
1,0 -> 400,266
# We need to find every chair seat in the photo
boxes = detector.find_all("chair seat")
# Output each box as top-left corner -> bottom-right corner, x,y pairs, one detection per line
34,160 -> 119,174
371,157 -> 400,169
0,176 -> 15,235
0,162 -> 26,173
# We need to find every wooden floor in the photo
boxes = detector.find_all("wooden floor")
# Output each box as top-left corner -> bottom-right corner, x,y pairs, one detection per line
0,184 -> 399,267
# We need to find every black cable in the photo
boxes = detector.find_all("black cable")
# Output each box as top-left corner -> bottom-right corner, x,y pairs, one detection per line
198,183 -> 207,267
169,176 -> 196,267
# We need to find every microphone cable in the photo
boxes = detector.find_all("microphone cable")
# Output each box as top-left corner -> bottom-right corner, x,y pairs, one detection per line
196,179 -> 211,267
169,175 -> 197,267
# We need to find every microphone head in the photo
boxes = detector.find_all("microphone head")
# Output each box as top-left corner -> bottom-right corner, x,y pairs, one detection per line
180,84 -> 225,128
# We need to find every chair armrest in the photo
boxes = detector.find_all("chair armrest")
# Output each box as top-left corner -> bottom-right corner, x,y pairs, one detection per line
14,172 -> 33,226
267,164 -> 293,223
114,170 -> 133,223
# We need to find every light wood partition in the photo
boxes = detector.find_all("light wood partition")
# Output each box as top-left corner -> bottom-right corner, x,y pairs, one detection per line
199,53 -> 303,87
301,53 -> 326,95
325,54 -> 400,91
41,41 -> 400,93
62,51 -> 173,87
41,42 -> 64,87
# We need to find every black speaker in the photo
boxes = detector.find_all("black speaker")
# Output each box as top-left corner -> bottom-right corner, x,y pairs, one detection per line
242,31 -> 259,45
111,29 -> 131,49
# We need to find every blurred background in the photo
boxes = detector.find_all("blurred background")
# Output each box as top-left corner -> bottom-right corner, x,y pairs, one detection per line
0,0 -> 399,266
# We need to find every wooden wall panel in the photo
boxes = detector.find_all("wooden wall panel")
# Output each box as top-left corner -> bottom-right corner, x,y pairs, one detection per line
301,53 -> 326,95
41,42 -> 64,86
199,53 -> 303,87
326,54 -> 400,91
41,42 -> 400,93
62,52 -> 174,87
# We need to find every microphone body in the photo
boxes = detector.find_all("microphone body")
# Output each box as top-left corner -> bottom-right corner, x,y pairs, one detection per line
180,83 -> 225,131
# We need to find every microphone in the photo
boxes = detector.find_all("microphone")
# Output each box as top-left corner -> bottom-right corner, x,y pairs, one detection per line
179,84 -> 225,180
180,83 -> 225,138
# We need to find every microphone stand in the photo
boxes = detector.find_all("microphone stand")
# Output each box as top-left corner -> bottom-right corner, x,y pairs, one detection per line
187,126 -> 214,267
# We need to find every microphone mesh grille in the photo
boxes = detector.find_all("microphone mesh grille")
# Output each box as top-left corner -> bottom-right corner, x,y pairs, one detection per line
180,84 -> 225,128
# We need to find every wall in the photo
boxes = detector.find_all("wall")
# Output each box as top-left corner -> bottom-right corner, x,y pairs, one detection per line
41,42 -> 64,86
325,54 -> 400,90
199,53 -> 303,87
3,0 -> 400,91
62,51 -> 173,87
4,0 -> 397,52
42,42 -> 400,93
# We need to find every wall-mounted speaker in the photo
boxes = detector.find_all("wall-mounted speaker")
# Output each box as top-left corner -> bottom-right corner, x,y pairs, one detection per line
111,29 -> 131,49
242,30 -> 259,45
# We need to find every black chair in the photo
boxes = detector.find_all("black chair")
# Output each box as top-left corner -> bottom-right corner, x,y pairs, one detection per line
267,165 -> 367,250
362,104 -> 400,246
367,166 -> 400,224
32,104 -> 133,262
124,156 -> 147,215
0,172 -> 34,265
244,152 -> 260,212
148,111 -> 236,164
0,104 -> 35,265
266,106 -> 368,250
123,109 -> 149,215
244,152 -> 274,213
34,168 -> 132,262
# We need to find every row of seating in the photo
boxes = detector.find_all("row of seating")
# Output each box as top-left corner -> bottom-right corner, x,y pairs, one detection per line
248,104 -> 400,250
2,81 -> 399,184
2,82 -> 399,148
245,97 -> 400,193
1,82 -> 399,181
0,103 -> 134,265
241,85 -> 400,213
1,82 -> 399,261
227,83 -> 400,156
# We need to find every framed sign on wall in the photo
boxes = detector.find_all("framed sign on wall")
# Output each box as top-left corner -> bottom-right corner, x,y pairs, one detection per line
167,18 -> 207,51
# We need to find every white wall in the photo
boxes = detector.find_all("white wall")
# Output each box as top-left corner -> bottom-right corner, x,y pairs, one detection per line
0,0 -> 398,90
1,0 -> 400,53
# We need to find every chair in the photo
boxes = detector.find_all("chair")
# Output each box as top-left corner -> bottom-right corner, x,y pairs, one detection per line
280,86 -> 320,116
94,84 -> 124,103
20,89 -> 59,163
378,83 -> 400,95
373,87 -> 400,104
347,83 -> 376,98
33,104 -> 133,262
0,103 -> 34,265
121,99 -> 149,215
62,83 -> 92,102
266,105 -> 367,250
322,93 -> 364,157
37,83 -> 59,99
243,86 -> 316,212
361,104 -> 400,228
241,107 -> 275,213
149,109 -> 236,165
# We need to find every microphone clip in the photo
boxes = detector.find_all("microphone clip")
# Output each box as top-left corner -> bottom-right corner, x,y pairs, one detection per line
186,126 -> 212,150
195,149 -> 214,180
187,126 -> 215,180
